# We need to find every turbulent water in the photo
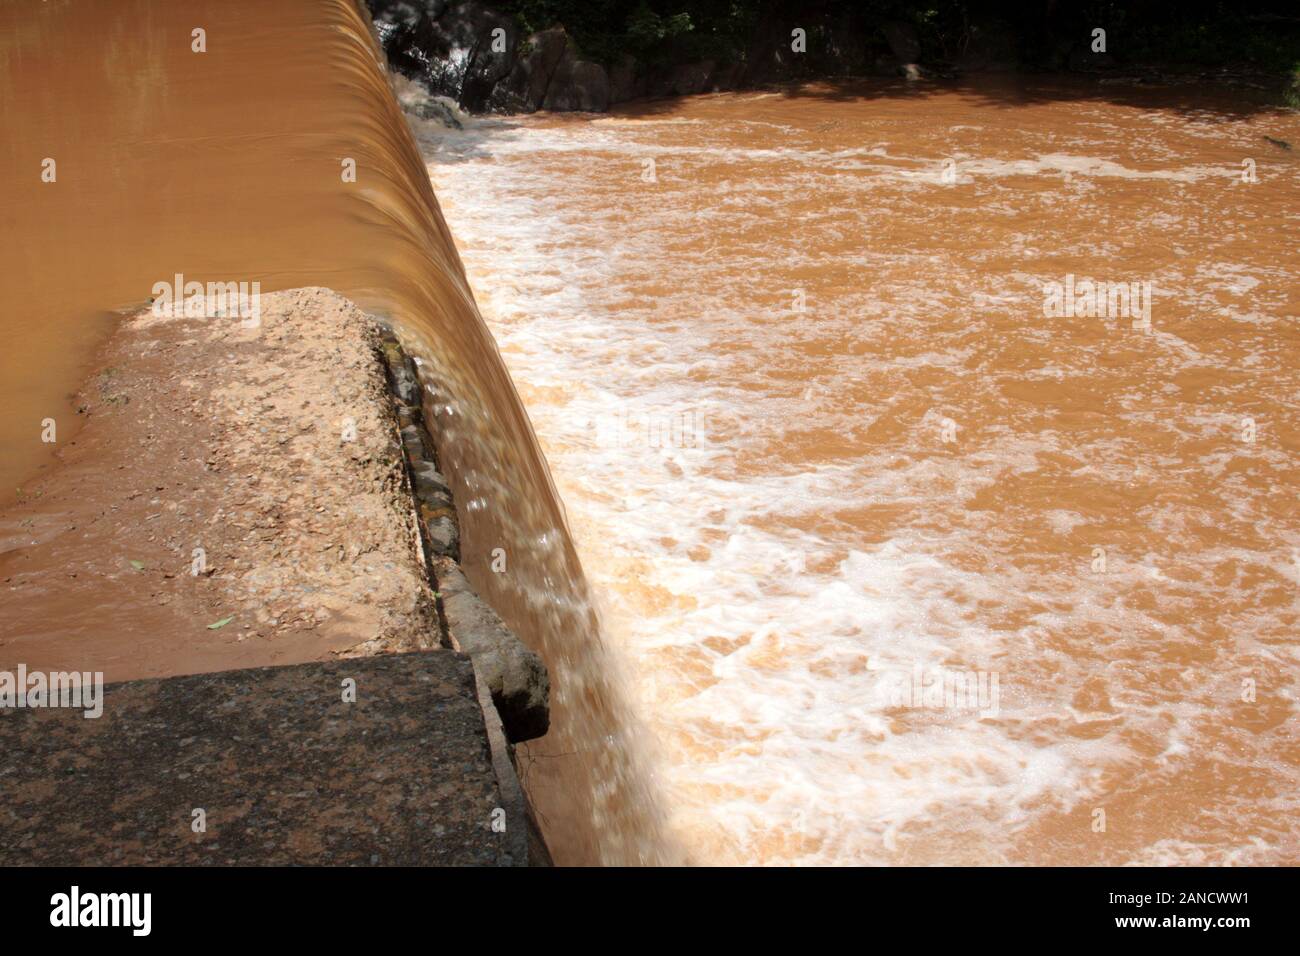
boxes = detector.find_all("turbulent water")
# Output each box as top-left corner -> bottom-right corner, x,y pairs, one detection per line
417,82 -> 1300,865
1,0 -> 668,866
6,0 -> 1299,867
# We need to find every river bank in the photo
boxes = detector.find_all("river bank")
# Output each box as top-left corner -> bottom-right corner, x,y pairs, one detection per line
368,0 -> 1300,117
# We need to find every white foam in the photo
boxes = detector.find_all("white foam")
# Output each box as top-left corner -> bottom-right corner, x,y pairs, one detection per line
416,95 -> 1300,864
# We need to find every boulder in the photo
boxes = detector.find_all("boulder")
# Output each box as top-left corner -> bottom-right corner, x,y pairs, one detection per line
740,9 -> 876,86
881,20 -> 921,63
434,558 -> 550,742
410,458 -> 452,504
409,97 -> 464,129
739,12 -> 802,85
399,423 -> 427,462
710,61 -> 744,92
819,11 -> 872,76
871,53 -> 901,76
493,27 -> 568,112
455,5 -> 517,111
543,55 -> 610,112
373,1 -> 515,107
384,344 -> 421,404
668,60 -> 715,96
608,54 -> 646,104
374,10 -> 438,81
421,509 -> 460,559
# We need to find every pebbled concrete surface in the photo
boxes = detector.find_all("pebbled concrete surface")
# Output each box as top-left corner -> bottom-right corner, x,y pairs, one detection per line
0,651 -> 522,865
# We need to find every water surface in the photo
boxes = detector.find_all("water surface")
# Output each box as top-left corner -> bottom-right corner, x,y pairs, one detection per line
422,80 -> 1300,864
1,0 -> 665,866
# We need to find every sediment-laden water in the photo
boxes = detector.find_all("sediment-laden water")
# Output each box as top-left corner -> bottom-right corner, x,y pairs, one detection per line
6,0 -> 1299,867
417,82 -> 1300,865
1,0 -> 668,865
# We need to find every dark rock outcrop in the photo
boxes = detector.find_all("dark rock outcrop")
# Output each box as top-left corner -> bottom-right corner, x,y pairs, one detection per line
738,6 -> 882,87
543,51 -> 611,112
608,53 -> 646,104
1068,47 -> 1117,73
371,2 -> 610,115
668,60 -> 715,97
739,12 -> 806,86
881,20 -> 922,78
373,0 -> 519,111
881,20 -> 921,65
649,59 -> 729,99
368,1 -> 1297,116
492,27 -> 569,111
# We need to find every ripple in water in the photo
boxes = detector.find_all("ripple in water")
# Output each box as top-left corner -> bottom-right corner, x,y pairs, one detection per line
418,82 -> 1300,865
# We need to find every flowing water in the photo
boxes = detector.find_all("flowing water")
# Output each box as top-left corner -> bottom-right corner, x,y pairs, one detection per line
418,83 -> 1300,865
5,0 -> 1298,867
1,0 -> 668,865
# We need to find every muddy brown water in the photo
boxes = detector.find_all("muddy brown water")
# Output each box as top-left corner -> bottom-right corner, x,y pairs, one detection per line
419,81 -> 1300,864
0,0 -> 668,865
3,1 -> 1298,866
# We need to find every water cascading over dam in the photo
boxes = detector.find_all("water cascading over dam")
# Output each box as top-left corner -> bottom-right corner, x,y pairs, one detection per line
0,0 -> 669,865
6,0 -> 1299,868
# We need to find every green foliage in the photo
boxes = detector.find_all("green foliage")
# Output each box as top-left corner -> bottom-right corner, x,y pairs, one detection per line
494,0 -> 1300,73
627,3 -> 692,51
497,0 -> 754,65
1285,66 -> 1300,108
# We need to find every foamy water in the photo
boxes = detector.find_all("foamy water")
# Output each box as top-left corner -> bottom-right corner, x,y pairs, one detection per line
414,82 -> 1300,865
2,2 -> 670,866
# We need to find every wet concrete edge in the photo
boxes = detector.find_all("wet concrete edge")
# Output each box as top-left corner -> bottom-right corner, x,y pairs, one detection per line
375,326 -> 554,867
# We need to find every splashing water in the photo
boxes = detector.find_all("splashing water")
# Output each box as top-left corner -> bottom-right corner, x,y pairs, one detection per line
419,83 -> 1300,865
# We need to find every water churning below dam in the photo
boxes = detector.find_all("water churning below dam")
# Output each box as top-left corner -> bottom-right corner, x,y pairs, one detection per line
3,0 -> 1298,867
417,82 -> 1300,864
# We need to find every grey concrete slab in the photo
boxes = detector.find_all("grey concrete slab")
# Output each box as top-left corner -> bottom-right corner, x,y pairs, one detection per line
0,651 -> 522,865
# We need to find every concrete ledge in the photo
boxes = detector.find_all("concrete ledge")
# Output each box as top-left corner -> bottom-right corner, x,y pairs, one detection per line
377,330 -> 550,746
0,651 -> 524,866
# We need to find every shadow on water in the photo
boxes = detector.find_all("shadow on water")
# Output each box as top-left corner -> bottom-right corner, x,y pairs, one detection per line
610,72 -> 1298,122
402,72 -> 1296,169
409,73 -> 1297,167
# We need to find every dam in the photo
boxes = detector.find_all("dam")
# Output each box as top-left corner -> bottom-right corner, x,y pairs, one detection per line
1,0 -> 1298,868
0,0 -> 666,865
